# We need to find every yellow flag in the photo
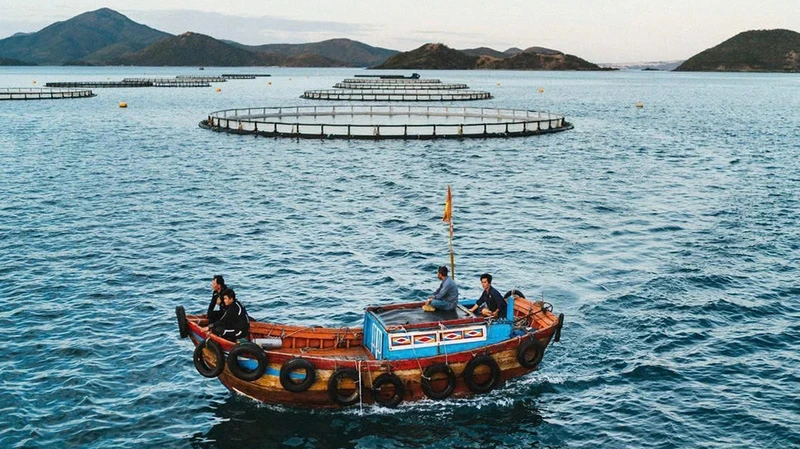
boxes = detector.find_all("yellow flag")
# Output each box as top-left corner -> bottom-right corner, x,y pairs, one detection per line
442,185 -> 452,222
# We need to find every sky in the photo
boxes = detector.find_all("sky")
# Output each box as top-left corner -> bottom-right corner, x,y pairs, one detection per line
1,1 -> 798,63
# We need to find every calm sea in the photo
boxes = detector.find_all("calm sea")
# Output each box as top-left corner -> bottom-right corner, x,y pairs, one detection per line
0,67 -> 798,449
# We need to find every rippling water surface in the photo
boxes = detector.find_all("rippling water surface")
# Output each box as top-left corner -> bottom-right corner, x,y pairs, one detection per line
1,67 -> 798,449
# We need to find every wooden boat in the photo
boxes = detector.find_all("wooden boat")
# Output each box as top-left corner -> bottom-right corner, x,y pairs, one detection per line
175,295 -> 564,408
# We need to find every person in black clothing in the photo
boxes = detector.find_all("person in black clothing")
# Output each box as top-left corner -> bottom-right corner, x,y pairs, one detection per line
468,273 -> 506,319
201,288 -> 250,341
207,275 -> 226,324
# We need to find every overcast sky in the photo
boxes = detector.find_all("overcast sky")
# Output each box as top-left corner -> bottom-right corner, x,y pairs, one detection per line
1,1 -> 797,63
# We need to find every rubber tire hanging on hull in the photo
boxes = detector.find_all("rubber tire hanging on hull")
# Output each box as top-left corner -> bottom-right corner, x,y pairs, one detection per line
554,313 -> 565,343
517,337 -> 544,369
463,355 -> 501,394
371,373 -> 405,408
280,357 -> 316,393
327,368 -> 361,406
421,363 -> 456,400
176,306 -> 188,338
227,342 -> 267,381
193,339 -> 224,378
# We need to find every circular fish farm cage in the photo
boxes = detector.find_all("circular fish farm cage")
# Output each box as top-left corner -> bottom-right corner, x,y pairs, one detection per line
200,105 -> 572,139
333,82 -> 469,90
341,78 -> 442,84
302,89 -> 492,101
0,87 -> 96,100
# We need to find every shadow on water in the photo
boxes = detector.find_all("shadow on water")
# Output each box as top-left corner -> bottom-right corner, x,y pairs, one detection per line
192,394 -> 553,449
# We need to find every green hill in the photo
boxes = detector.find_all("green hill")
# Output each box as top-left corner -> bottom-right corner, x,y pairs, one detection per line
375,43 -> 603,70
0,8 -> 169,65
375,43 -> 478,69
113,32 -> 281,66
239,38 -> 397,67
481,49 -> 603,70
676,29 -> 800,72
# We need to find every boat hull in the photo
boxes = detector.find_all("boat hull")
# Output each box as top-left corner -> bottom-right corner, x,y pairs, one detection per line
181,297 -> 562,408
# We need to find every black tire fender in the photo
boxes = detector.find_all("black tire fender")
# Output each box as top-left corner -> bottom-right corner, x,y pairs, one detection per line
517,337 -> 544,369
463,355 -> 501,394
327,368 -> 361,406
176,306 -> 188,339
421,363 -> 456,400
554,313 -> 565,343
279,357 -> 316,393
193,338 -> 224,378
227,342 -> 267,381
371,373 -> 405,408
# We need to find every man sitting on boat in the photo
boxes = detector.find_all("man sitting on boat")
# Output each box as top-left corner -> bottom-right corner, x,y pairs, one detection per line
200,288 -> 250,341
207,275 -> 227,324
468,273 -> 506,318
423,266 -> 459,311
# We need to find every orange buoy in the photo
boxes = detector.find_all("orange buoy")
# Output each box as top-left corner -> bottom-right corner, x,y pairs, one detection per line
538,88 -> 544,93
216,88 -> 221,92
119,102 -> 128,108
32,80 -> 36,84
635,101 -> 644,108
268,82 -> 272,85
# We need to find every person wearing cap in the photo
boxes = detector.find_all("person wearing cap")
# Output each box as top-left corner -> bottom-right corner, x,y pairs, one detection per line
201,288 -> 250,341
424,266 -> 459,311
207,275 -> 227,324
468,273 -> 506,318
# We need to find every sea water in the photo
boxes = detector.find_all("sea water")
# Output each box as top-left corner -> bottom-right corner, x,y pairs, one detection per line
0,67 -> 797,448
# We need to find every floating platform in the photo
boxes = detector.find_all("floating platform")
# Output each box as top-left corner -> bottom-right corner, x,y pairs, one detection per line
200,105 -> 572,139
222,74 -> 271,78
302,89 -> 492,101
353,73 -> 420,79
46,81 -> 151,88
46,79 -> 210,88
341,78 -> 442,84
122,78 -> 212,87
0,87 -> 96,100
175,76 -> 227,82
334,82 -> 469,90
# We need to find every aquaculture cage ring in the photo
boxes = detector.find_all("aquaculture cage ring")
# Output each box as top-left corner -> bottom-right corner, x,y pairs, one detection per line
200,105 -> 573,140
301,89 -> 492,101
0,87 -> 96,100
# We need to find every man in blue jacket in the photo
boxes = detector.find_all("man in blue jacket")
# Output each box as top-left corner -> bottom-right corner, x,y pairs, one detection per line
424,266 -> 459,311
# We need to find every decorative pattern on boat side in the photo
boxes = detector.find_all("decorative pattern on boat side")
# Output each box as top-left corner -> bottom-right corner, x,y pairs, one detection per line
389,325 -> 487,351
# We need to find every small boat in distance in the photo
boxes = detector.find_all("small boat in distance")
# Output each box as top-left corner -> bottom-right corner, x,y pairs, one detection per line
175,293 -> 564,408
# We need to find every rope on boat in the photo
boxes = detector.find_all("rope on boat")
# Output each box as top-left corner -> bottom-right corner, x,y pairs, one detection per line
357,360 -> 364,413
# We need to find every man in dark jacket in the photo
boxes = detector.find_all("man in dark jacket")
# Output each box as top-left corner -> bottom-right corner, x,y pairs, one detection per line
468,273 -> 506,319
207,275 -> 227,324
202,288 -> 249,341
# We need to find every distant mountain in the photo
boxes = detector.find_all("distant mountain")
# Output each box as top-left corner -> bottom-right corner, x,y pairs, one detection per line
238,38 -> 397,67
0,8 -> 170,65
676,29 -> 800,72
113,32 -> 281,66
522,46 -> 561,55
479,47 -> 603,70
460,47 -> 507,59
0,56 -> 36,66
600,60 -> 684,71
376,43 -> 604,70
375,43 -> 479,69
281,53 -> 350,67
